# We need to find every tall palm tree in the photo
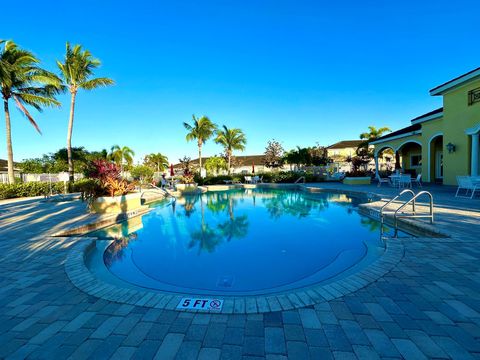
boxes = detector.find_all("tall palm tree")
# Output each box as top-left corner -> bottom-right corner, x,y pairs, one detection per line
215,125 -> 247,173
144,152 -> 169,173
109,145 -> 135,174
57,42 -> 114,182
0,40 -> 62,183
183,115 -> 217,171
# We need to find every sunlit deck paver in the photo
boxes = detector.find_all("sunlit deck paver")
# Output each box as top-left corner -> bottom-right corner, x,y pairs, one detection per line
0,184 -> 479,358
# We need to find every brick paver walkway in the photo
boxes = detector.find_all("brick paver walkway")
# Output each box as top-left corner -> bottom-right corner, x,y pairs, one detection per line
0,185 -> 479,359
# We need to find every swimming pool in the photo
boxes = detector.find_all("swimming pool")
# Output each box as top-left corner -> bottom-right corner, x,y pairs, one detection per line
91,188 -> 392,295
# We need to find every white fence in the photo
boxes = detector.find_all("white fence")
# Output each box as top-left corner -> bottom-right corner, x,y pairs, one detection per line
0,172 -> 84,184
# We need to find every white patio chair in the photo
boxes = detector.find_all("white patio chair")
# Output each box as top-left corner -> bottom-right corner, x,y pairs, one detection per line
258,176 -> 263,183
244,176 -> 252,184
455,176 -> 479,199
376,174 -> 390,187
411,174 -> 422,187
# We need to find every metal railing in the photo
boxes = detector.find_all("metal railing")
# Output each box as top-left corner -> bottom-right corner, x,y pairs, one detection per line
393,191 -> 434,228
139,184 -> 175,200
379,189 -> 415,220
379,189 -> 434,237
294,176 -> 306,184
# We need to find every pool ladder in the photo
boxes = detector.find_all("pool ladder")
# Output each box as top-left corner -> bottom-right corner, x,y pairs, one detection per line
295,176 -> 306,184
379,189 -> 434,237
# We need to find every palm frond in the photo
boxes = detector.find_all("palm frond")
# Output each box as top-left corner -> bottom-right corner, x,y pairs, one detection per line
15,92 -> 61,108
80,77 -> 114,90
13,95 -> 42,134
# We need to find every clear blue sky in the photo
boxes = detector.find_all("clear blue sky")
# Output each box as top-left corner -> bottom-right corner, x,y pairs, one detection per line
2,0 -> 479,164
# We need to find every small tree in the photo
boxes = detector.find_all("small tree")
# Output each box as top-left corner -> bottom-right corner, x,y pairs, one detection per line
264,140 -> 285,169
108,145 -> 135,174
309,145 -> 330,166
130,165 -> 154,183
143,153 -> 169,173
205,156 -> 227,176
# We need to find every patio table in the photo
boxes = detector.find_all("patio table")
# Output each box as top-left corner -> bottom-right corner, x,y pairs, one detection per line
389,174 -> 411,188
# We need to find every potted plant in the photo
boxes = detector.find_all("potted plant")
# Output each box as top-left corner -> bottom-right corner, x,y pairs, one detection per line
343,155 -> 372,185
175,156 -> 198,193
84,160 -> 143,214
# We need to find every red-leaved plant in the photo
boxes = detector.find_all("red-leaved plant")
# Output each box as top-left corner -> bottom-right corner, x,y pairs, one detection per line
85,160 -> 135,198
87,160 -> 121,182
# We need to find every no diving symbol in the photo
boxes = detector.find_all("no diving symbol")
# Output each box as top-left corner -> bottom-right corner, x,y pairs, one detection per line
210,300 -> 221,309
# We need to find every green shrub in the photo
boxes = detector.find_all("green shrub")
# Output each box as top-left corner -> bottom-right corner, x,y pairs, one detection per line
71,178 -> 102,195
194,172 -> 325,185
0,182 -> 65,200
196,175 -> 243,185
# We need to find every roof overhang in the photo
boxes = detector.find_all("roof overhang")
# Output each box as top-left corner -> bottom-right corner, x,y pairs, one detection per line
430,67 -> 480,96
370,130 -> 422,145
411,111 -> 443,125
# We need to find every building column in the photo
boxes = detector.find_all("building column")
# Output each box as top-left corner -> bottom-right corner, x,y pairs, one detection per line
472,133 -> 480,176
374,154 -> 379,178
395,151 -> 401,169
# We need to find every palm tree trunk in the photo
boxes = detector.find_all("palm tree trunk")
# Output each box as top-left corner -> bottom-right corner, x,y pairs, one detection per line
67,91 -> 77,182
4,99 -> 15,184
228,150 -> 232,174
198,142 -> 202,171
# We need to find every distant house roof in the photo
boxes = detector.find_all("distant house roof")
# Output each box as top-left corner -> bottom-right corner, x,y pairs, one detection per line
0,159 -> 20,172
326,140 -> 363,149
370,124 -> 422,144
430,67 -> 480,96
0,159 -> 9,172
410,107 -> 443,125
174,155 -> 266,168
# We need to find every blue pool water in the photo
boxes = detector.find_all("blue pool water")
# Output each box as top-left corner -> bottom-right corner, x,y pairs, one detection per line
93,189 -> 389,295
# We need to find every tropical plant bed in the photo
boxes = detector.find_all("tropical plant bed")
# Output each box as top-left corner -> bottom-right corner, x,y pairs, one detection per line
90,192 -> 145,214
343,177 -> 371,185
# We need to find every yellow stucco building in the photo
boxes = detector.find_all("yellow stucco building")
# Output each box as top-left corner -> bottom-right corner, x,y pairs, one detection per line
326,140 -> 364,161
372,67 -> 480,185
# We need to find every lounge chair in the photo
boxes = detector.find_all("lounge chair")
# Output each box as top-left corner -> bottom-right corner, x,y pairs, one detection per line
376,174 -> 390,187
455,176 -> 479,198
244,176 -> 252,184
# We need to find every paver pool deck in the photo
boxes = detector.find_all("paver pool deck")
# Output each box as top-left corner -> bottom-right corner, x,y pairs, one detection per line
0,183 -> 479,359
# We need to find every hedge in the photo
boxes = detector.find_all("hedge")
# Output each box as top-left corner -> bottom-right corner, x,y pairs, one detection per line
0,182 -> 66,200
195,171 -> 325,185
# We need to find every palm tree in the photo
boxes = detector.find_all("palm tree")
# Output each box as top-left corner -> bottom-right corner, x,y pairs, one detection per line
215,125 -> 247,173
183,115 -> 217,171
359,126 -> 391,144
57,42 -> 114,182
144,152 -> 169,173
109,145 -> 135,174
0,40 -> 62,183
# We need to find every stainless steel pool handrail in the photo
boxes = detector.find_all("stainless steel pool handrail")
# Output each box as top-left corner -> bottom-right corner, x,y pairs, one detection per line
139,184 -> 175,199
379,189 -> 415,238
394,190 -> 434,228
295,176 -> 306,184
380,189 -> 416,219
